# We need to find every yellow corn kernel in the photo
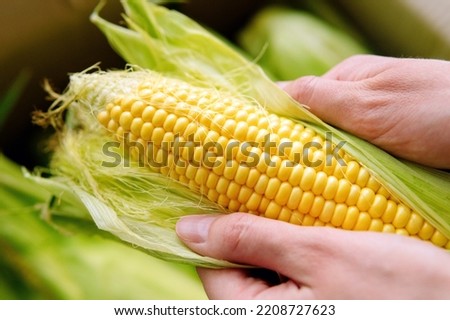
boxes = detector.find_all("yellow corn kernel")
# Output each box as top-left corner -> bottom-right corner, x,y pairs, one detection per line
330,203 -> 347,227
184,122 -> 198,139
110,105 -> 123,122
287,186 -> 303,210
356,187 -> 375,212
130,100 -> 146,117
345,161 -> 360,183
278,208 -> 292,222
226,181 -> 240,200
254,174 -> 269,195
142,105 -> 156,122
163,113 -> 178,132
107,119 -> 119,132
216,177 -> 230,195
381,200 -> 397,223
140,122 -> 154,141
310,196 -> 325,218
119,111 -> 133,131
211,156 -> 226,176
322,176 -> 339,200
246,168 -> 260,189
354,212 -> 371,231
151,127 -> 165,146
116,127 -> 125,141
288,164 -> 304,186
396,228 -> 409,236
205,172 -> 219,189
223,160 -> 239,180
431,230 -> 448,247
194,167 -> 209,186
346,184 -> 361,206
319,200 -> 335,223
392,204 -> 411,229
237,186 -> 253,204
130,118 -> 144,137
288,141 -> 303,163
265,201 -> 282,220
228,199 -> 241,212
97,110 -> 110,127
368,194 -> 387,218
234,165 -> 250,185
366,176 -> 381,192
217,194 -> 230,207
334,179 -> 351,203
258,197 -> 270,213
418,222 -> 435,240
173,117 -> 190,135
314,220 -> 326,227
266,156 -> 281,178
302,215 -> 316,226
356,167 -> 370,188
265,178 -> 281,200
298,191 -> 315,214
277,160 -> 293,182
382,224 -> 396,233
247,192 -> 262,211
369,219 -> 384,232
290,211 -> 304,225
300,167 -> 316,191
311,171 -> 327,195
342,206 -> 359,230
405,212 -> 424,235
185,163 -> 197,180
377,186 -> 391,198
274,182 -> 293,206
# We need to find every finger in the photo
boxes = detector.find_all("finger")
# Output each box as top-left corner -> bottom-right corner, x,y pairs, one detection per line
323,54 -> 394,81
176,212 -> 338,279
197,268 -> 269,299
197,268 -> 313,300
281,75 -> 365,131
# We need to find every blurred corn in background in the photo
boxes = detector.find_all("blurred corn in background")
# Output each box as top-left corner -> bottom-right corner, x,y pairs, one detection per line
1,0 -> 450,299
237,5 -> 369,80
0,157 -> 207,299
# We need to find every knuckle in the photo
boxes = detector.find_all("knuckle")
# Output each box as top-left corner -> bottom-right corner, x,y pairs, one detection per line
289,76 -> 318,105
219,213 -> 255,254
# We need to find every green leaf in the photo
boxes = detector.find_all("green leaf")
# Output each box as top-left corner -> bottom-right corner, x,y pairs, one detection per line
0,70 -> 31,130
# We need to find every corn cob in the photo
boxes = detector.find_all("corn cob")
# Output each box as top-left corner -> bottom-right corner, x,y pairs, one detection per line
90,72 -> 449,249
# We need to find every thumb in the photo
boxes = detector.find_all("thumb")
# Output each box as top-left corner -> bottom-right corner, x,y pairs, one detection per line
176,212 -> 326,277
280,76 -> 363,130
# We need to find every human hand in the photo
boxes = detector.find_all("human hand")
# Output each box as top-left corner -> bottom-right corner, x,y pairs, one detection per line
280,55 -> 450,169
176,213 -> 450,299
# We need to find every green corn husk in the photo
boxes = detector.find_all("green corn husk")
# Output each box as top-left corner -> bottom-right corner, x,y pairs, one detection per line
0,154 -> 206,299
33,0 -> 450,268
0,70 -> 31,129
237,6 -> 369,80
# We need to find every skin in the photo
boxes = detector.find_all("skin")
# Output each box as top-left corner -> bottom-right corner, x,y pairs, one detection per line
176,55 -> 450,299
177,213 -> 450,299
281,55 -> 450,169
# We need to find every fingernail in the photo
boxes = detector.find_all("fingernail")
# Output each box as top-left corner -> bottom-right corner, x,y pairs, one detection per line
276,81 -> 290,89
176,215 -> 219,243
